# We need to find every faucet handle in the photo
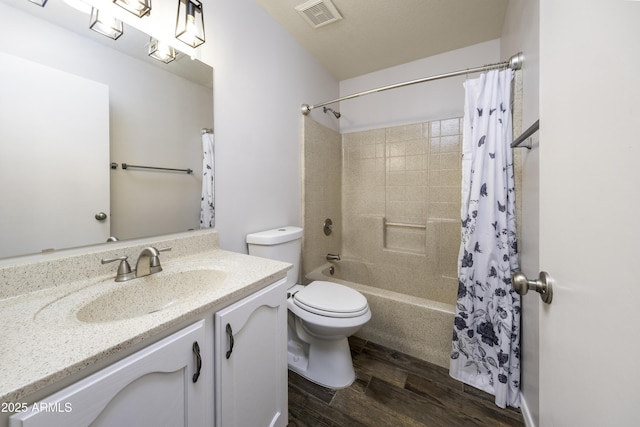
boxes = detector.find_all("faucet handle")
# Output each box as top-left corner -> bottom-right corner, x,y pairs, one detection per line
101,256 -> 135,282
101,255 -> 128,267
149,247 -> 171,273
146,247 -> 171,260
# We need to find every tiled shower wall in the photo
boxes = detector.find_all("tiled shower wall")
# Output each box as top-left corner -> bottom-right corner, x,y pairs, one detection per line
303,106 -> 522,306
302,117 -> 342,277
341,119 -> 462,304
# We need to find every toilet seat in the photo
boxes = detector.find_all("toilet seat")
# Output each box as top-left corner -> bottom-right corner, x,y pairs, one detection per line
292,281 -> 369,318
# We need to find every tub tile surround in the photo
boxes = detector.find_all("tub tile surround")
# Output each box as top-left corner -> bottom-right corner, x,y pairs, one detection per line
303,117 -> 463,300
302,116 -> 343,275
342,118 -> 463,304
0,229 -> 290,403
308,112 -> 523,301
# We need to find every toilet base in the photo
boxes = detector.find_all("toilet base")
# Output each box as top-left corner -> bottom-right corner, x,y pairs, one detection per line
287,335 -> 355,389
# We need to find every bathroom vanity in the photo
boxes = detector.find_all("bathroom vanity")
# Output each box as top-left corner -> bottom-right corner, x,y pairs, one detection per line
0,230 -> 289,427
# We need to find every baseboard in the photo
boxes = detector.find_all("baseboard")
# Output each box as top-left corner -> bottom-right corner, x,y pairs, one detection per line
519,391 -> 536,427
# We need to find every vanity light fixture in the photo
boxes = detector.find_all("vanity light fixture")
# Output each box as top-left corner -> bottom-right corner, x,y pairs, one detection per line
113,0 -> 151,18
27,0 -> 47,6
175,0 -> 205,48
148,37 -> 176,64
90,8 -> 124,40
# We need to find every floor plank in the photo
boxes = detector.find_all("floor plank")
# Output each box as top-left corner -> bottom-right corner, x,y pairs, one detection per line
404,374 -> 523,426
288,338 -> 525,427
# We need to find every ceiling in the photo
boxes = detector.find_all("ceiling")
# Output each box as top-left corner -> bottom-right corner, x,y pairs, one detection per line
256,0 -> 510,80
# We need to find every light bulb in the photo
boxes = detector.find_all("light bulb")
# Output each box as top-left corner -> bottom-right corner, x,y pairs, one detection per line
184,1 -> 198,46
149,38 -> 176,63
157,43 -> 171,60
90,8 -> 123,40
185,14 -> 197,44
114,0 -> 151,17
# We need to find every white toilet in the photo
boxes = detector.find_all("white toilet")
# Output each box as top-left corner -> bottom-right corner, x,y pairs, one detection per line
246,226 -> 371,389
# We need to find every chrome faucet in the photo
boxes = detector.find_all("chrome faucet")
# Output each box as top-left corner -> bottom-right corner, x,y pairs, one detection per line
326,253 -> 341,261
101,246 -> 171,282
135,246 -> 171,278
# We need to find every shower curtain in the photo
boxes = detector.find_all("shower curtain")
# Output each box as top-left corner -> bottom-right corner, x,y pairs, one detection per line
449,69 -> 520,409
200,131 -> 215,228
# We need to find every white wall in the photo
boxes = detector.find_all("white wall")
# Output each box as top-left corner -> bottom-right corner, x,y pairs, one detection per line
501,1 -> 540,426
207,0 -> 339,253
0,2 -> 213,245
338,40 -> 501,134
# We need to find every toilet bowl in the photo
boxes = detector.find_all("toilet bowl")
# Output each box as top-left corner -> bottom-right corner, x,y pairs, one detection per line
287,282 -> 371,388
246,226 -> 371,389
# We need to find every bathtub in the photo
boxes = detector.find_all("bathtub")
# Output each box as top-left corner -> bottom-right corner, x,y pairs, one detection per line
305,259 -> 455,368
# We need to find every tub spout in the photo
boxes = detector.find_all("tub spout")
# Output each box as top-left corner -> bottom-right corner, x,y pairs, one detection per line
326,253 -> 341,261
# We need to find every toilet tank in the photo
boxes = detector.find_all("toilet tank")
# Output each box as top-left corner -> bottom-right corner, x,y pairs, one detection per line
246,226 -> 303,287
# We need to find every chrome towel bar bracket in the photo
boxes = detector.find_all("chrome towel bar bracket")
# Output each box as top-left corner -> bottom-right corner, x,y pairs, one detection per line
511,119 -> 539,149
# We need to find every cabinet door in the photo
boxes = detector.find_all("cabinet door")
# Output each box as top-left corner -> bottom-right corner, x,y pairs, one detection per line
10,321 -> 206,427
215,279 -> 288,427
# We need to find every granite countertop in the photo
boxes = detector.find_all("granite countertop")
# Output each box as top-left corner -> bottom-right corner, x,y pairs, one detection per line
0,231 -> 290,403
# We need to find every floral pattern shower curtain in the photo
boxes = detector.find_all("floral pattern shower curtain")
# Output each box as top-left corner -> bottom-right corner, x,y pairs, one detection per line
200,132 -> 215,228
449,69 -> 520,409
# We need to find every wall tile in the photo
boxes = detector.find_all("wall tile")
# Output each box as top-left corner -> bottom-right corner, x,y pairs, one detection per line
306,116 -> 466,302
386,123 -> 422,142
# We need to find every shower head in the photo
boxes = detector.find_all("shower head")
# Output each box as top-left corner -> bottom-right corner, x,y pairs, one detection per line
323,106 -> 341,119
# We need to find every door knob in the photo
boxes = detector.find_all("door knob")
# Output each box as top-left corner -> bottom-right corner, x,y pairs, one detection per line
95,212 -> 107,221
512,271 -> 553,304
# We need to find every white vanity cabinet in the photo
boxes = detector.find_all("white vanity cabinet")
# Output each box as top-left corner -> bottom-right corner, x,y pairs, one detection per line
9,321 -> 207,427
215,278 -> 288,427
7,277 -> 289,427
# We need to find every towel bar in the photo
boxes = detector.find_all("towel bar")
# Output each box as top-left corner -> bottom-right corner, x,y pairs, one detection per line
113,163 -> 193,174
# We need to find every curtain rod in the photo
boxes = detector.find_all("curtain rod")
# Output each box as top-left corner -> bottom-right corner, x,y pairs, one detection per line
301,52 -> 523,115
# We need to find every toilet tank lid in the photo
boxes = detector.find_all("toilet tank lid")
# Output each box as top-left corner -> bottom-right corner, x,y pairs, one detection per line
246,226 -> 303,245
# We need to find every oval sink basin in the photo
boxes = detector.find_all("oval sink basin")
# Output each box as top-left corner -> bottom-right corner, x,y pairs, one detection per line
76,269 -> 227,323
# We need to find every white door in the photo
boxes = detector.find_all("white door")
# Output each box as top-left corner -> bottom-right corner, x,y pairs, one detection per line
537,1 -> 640,426
0,52 -> 110,259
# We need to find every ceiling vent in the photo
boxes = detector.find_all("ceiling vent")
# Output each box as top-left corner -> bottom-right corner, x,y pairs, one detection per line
295,0 -> 343,29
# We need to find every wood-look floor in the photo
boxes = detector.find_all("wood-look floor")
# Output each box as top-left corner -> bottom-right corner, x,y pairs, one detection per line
288,337 -> 524,427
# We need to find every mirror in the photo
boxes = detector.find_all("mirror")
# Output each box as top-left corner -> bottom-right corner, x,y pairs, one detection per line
0,0 -> 214,259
